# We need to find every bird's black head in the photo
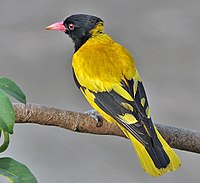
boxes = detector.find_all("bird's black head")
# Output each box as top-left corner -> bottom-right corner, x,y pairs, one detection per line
46,14 -> 104,51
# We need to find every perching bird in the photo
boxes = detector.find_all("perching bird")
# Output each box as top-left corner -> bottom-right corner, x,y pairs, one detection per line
46,14 -> 181,176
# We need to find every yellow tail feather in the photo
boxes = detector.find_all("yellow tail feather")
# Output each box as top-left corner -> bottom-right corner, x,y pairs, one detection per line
119,125 -> 181,176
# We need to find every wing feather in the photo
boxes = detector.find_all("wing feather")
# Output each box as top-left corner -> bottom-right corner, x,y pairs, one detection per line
71,33 -> 179,172
81,77 -> 157,148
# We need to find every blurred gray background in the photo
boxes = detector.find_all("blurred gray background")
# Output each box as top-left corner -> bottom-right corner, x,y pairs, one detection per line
0,0 -> 200,182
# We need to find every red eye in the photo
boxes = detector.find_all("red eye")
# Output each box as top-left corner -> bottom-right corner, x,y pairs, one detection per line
68,23 -> 75,30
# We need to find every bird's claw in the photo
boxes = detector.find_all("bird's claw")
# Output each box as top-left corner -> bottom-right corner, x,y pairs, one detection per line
84,109 -> 103,127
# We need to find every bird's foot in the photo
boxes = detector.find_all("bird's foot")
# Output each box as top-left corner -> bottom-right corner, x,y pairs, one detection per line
84,109 -> 103,127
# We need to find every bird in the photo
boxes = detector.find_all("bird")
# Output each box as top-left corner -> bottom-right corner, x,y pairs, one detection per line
46,14 -> 181,176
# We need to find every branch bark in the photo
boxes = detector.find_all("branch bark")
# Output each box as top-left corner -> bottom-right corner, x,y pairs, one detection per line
14,103 -> 200,154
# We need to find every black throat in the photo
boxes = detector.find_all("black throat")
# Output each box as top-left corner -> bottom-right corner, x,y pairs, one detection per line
73,33 -> 91,52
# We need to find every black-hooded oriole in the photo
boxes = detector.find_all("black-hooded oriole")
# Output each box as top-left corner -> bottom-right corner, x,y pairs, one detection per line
46,14 -> 181,176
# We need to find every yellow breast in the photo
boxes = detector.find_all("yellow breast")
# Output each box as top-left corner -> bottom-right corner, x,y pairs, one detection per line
72,33 -> 138,92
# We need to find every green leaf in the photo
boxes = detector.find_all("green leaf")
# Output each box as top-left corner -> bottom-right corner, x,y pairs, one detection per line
0,90 -> 14,134
0,78 -> 26,104
0,131 -> 9,153
0,157 -> 37,183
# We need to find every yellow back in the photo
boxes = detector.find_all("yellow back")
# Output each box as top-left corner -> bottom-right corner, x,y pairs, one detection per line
72,34 -> 139,92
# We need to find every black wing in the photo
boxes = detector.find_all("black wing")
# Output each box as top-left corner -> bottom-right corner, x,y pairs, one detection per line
80,76 -> 158,148
74,69 -> 170,168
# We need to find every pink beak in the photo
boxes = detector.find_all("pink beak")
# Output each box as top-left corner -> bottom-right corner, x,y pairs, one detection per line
45,21 -> 67,32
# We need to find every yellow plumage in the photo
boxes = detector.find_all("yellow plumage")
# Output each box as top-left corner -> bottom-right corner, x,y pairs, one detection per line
120,126 -> 180,176
72,34 -> 136,92
72,24 -> 181,176
46,14 -> 181,176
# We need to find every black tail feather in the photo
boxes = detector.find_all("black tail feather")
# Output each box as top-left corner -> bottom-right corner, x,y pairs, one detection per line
146,139 -> 170,169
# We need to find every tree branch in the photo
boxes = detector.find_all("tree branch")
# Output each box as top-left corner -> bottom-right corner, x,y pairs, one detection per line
14,103 -> 200,154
